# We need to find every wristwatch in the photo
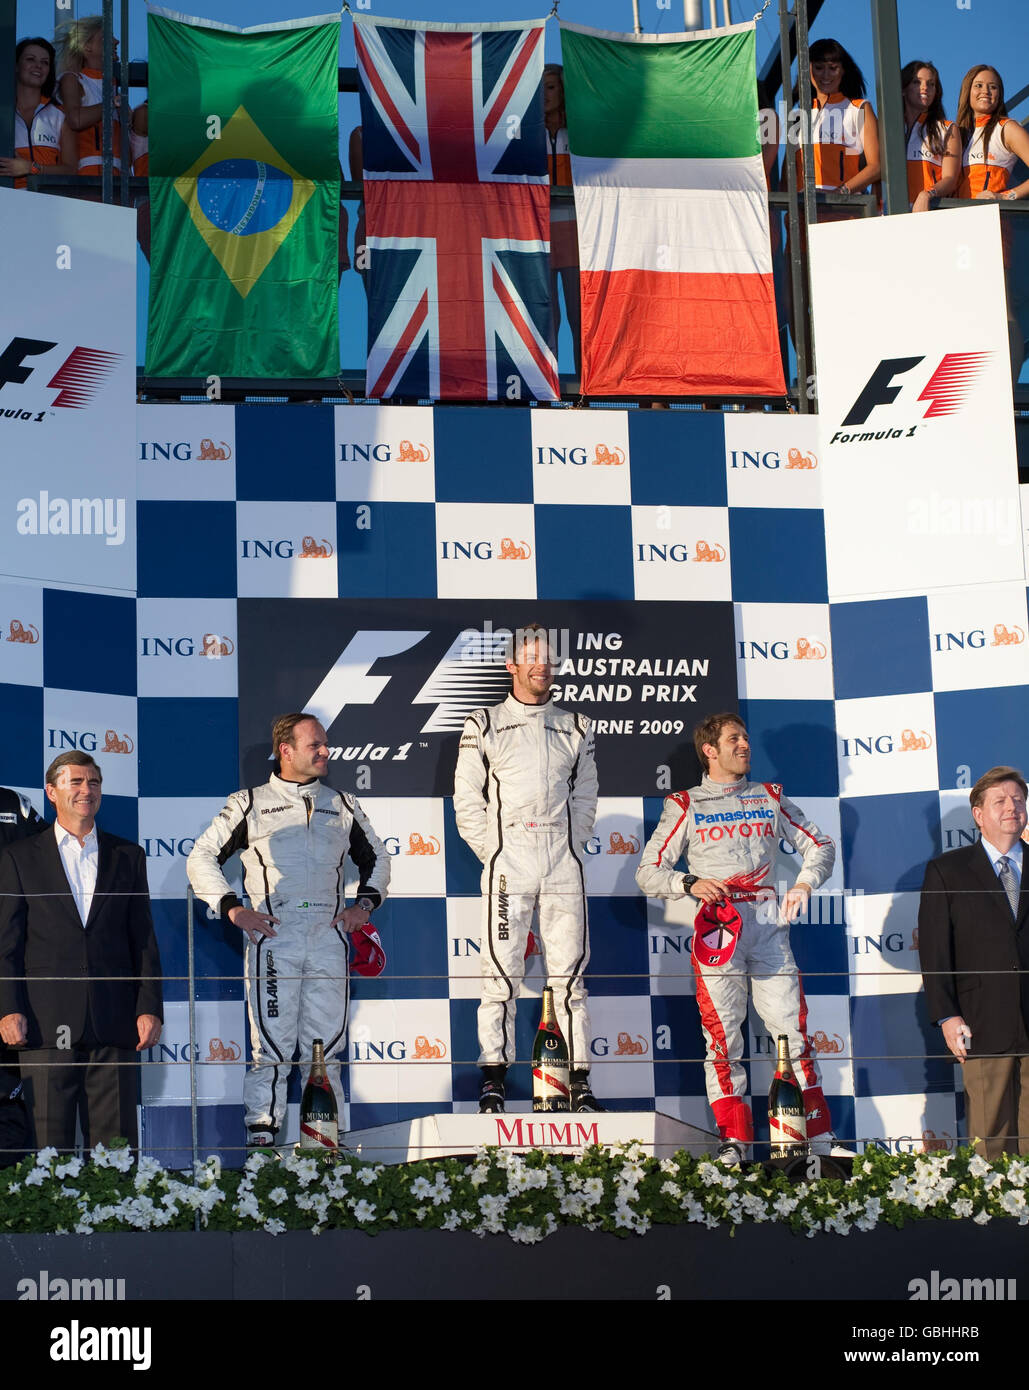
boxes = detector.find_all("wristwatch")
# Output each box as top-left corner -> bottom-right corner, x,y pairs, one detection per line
356,896 -> 375,913
682,874 -> 699,894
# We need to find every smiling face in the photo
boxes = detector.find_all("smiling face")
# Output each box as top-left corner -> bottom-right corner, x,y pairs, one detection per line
969,67 -> 1001,117
81,26 -> 118,70
810,54 -> 844,99
507,636 -> 554,705
17,43 -> 51,91
46,761 -> 102,832
904,66 -> 937,119
702,721 -> 751,783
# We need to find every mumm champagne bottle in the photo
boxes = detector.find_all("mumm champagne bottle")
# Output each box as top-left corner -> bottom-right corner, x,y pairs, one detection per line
299,1038 -> 338,1150
768,1034 -> 808,1159
532,986 -> 570,1112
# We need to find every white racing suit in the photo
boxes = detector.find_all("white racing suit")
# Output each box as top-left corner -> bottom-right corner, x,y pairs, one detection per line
454,695 -> 598,1071
636,775 -> 834,1144
187,774 -> 389,1136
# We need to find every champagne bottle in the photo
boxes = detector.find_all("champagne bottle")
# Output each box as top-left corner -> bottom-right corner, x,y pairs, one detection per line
767,1034 -> 808,1159
532,986 -> 570,1112
299,1038 -> 338,1150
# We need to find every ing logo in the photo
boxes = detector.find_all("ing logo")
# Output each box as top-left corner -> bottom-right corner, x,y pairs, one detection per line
785,447 -> 818,469
300,536 -> 334,559
198,438 -> 232,460
5,619 -> 39,644
206,1038 -> 241,1061
200,633 -> 235,657
592,444 -> 625,466
405,832 -> 440,856
899,729 -> 932,752
694,541 -> 726,562
412,1036 -> 447,1059
607,831 -> 640,855
806,1030 -> 844,1055
921,1129 -> 954,1153
102,730 -> 134,754
498,538 -> 532,560
991,623 -> 1024,647
614,1032 -> 649,1056
794,638 -> 826,660
396,439 -> 431,461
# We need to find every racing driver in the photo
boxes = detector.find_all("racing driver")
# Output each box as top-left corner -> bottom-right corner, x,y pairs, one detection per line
636,712 -> 844,1165
454,623 -> 600,1114
188,712 -> 390,1146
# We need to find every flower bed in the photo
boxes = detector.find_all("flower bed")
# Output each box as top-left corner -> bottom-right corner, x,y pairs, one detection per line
2,1142 -> 1026,1242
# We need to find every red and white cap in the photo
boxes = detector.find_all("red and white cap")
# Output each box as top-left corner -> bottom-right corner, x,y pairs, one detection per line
350,925 -> 386,978
691,901 -> 743,969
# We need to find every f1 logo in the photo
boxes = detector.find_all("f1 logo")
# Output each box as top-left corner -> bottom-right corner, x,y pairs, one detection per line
843,353 -> 992,425
303,631 -> 430,729
0,337 -> 57,392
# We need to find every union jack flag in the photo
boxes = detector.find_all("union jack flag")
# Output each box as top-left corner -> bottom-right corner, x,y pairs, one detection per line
355,16 -> 558,401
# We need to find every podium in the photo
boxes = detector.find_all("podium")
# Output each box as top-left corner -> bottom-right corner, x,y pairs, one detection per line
345,1109 -> 718,1165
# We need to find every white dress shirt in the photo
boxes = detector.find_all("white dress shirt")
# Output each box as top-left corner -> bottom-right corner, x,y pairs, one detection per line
55,824 -> 99,926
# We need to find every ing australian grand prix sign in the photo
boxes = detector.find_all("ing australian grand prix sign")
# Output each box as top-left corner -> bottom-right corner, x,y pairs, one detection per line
238,599 -> 736,796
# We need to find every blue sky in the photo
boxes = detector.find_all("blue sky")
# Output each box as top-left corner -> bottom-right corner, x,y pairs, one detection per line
16,0 -> 1025,374
19,0 -> 1025,114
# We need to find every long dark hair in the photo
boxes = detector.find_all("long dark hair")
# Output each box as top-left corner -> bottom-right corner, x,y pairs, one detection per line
800,38 -> 867,103
16,36 -> 57,99
956,64 -> 1007,170
901,59 -> 948,157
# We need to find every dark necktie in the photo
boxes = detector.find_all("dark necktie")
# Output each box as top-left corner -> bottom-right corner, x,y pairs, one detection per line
998,855 -> 1019,917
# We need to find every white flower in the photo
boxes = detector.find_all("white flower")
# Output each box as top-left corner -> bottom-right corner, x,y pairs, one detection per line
23,1168 -> 47,1188
967,1154 -> 991,1179
773,1193 -> 799,1217
952,1198 -> 973,1218
55,1158 -> 83,1180
887,1177 -> 910,1201
244,1151 -> 271,1174
972,1208 -> 991,1225
73,1221 -> 94,1234
983,1171 -> 1004,1191
1005,1160 -> 1028,1188
509,1223 -> 543,1245
409,1176 -> 433,1199
264,1218 -> 286,1235
35,1146 -> 59,1168
659,1158 -> 679,1174
581,1177 -> 604,1206
660,1181 -> 679,1198
357,1166 -> 378,1187
268,1187 -> 288,1206
560,1193 -> 586,1218
431,1183 -> 452,1207
441,1210 -> 463,1231
468,1164 -> 490,1187
1000,1189 -> 1026,1215
352,1199 -> 376,1223
59,1185 -> 80,1199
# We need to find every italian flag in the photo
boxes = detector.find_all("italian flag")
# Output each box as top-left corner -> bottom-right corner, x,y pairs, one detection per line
561,21 -> 784,396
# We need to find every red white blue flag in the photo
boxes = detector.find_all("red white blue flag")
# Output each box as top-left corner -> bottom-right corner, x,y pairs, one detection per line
355,15 -> 558,401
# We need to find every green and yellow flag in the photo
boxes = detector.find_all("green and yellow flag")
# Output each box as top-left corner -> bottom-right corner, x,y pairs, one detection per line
146,8 -> 340,379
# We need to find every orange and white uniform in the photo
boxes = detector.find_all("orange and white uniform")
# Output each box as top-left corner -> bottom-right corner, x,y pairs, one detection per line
797,93 -> 871,189
13,99 -> 64,188
957,115 -> 1016,198
905,115 -> 953,205
70,67 -> 122,174
547,125 -> 577,269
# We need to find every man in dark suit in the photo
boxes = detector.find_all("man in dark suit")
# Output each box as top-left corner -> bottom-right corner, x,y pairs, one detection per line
0,784 -> 46,1163
0,753 -> 163,1150
918,765 -> 1029,1157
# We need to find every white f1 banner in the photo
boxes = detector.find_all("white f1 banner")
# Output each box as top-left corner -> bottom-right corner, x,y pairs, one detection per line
0,189 -> 136,593
810,205 -> 1020,601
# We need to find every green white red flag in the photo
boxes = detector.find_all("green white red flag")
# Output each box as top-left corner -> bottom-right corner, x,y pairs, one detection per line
560,21 -> 784,396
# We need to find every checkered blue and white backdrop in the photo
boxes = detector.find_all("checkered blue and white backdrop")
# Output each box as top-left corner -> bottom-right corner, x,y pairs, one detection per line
2,195 -> 1025,1163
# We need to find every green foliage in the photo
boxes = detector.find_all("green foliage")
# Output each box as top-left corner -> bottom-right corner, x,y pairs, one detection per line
2,1141 -> 1025,1241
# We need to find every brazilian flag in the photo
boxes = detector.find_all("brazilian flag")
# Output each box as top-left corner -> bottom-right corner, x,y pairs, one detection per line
146,10 -> 340,379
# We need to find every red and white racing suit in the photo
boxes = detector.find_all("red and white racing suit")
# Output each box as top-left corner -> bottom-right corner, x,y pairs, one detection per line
454,695 -> 598,1070
636,775 -> 835,1143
